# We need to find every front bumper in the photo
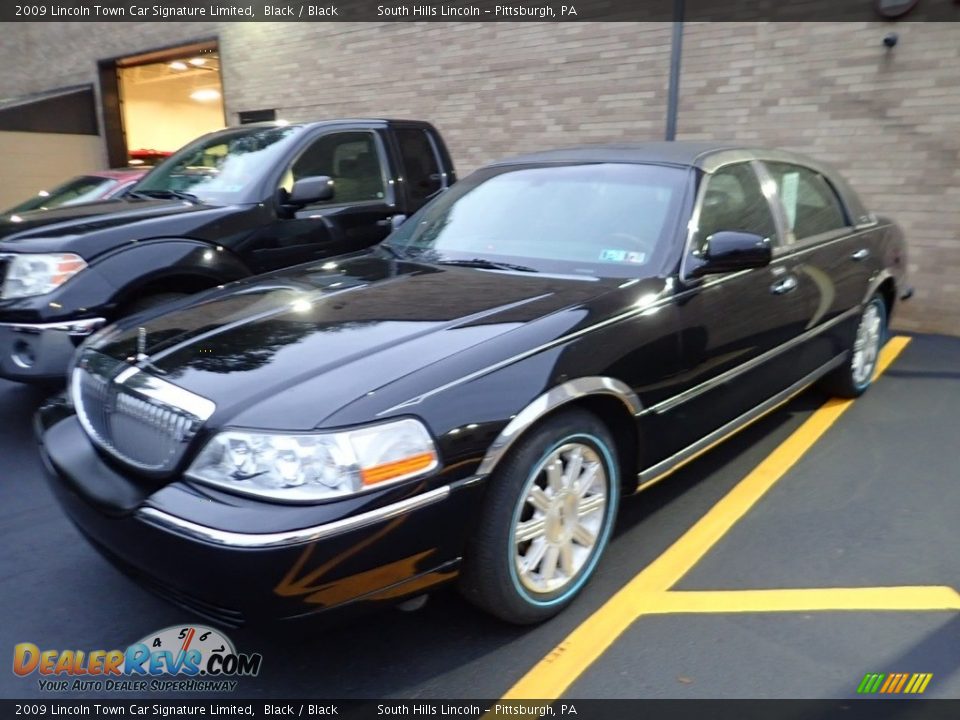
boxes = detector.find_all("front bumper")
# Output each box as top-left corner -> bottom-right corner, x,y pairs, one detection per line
0,317 -> 104,382
37,408 -> 480,625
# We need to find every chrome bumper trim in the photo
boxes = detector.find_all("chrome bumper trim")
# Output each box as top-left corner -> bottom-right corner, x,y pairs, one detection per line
136,485 -> 452,549
0,317 -> 106,337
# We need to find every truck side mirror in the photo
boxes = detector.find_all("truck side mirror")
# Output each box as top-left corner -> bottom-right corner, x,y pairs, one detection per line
287,176 -> 334,206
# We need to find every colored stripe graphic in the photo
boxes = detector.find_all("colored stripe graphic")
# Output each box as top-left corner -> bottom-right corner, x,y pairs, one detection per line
858,672 -> 932,694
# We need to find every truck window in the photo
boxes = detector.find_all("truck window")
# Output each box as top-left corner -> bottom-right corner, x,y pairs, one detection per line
395,128 -> 443,204
284,131 -> 387,204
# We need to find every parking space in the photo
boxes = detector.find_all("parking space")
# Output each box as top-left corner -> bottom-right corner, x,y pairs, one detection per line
1,334 -> 957,700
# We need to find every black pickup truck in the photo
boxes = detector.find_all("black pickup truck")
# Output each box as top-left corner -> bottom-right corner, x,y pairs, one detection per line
0,119 -> 455,383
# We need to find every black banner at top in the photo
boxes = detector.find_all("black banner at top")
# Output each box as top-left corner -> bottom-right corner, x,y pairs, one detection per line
3,0 -> 960,22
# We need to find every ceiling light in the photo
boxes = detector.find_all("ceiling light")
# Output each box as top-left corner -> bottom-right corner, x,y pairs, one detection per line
169,61 -> 188,71
190,89 -> 221,102
188,57 -> 207,66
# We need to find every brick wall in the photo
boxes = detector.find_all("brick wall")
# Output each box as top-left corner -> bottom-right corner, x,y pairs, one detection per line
1,21 -> 956,334
677,22 -> 960,336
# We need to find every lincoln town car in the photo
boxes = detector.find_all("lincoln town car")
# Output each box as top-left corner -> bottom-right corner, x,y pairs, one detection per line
37,143 -> 910,625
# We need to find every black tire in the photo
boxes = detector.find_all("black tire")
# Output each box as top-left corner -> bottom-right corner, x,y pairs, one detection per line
459,408 -> 621,624
123,292 -> 189,316
820,294 -> 888,399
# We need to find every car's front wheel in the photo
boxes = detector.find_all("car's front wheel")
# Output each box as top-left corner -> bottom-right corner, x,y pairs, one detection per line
822,293 -> 888,399
460,408 -> 620,624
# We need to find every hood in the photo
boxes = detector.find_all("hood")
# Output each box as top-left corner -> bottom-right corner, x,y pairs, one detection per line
87,253 -> 625,430
0,199 -> 250,258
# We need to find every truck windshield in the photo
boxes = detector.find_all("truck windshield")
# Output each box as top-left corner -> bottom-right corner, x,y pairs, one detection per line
132,125 -> 299,205
385,163 -> 688,278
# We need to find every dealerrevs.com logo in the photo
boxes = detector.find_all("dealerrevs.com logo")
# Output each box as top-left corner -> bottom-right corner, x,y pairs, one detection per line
13,625 -> 263,693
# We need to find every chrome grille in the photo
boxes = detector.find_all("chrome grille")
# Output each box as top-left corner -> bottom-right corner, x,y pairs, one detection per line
72,350 -> 216,474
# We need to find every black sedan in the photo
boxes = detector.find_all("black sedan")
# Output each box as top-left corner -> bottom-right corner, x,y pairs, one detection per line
38,143 -> 911,625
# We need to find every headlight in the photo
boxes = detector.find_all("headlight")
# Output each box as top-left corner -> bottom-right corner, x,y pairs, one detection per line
1,253 -> 87,299
186,418 -> 439,502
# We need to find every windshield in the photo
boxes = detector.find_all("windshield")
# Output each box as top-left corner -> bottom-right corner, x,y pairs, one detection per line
133,125 -> 300,204
386,163 -> 688,278
6,176 -> 119,215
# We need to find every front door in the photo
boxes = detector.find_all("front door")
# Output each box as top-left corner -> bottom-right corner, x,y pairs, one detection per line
246,130 -> 398,274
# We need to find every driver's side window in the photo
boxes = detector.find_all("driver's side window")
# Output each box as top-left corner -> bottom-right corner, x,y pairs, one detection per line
694,163 -> 777,253
280,131 -> 387,205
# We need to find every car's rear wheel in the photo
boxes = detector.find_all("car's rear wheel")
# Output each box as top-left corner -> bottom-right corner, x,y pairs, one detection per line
822,294 -> 888,399
460,408 -> 620,624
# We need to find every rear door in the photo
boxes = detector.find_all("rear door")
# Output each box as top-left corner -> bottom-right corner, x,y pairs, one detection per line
644,160 -> 816,464
760,161 -> 873,369
244,129 -> 399,274
390,124 -> 453,215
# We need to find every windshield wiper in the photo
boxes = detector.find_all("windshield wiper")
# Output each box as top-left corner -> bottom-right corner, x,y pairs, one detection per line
436,258 -> 539,273
128,189 -> 202,204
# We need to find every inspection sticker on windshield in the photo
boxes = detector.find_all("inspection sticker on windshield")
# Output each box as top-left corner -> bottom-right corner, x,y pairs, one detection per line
599,249 -> 646,264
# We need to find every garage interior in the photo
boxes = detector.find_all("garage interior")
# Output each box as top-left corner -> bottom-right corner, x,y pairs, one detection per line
113,42 -> 225,166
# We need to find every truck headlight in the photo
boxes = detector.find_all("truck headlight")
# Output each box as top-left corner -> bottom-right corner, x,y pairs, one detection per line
186,418 -> 439,502
1,253 -> 87,299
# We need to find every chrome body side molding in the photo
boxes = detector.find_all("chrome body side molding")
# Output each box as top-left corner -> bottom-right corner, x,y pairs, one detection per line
636,352 -> 848,488
643,305 -> 859,417
475,377 -> 642,478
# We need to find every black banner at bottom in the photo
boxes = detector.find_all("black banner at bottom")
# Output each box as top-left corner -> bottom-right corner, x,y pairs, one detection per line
3,699 -> 960,720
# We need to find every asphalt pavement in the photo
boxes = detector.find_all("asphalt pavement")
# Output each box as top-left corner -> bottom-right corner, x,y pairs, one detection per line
1,334 -> 957,700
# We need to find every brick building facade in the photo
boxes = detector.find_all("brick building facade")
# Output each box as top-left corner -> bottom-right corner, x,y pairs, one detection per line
2,21 -> 957,334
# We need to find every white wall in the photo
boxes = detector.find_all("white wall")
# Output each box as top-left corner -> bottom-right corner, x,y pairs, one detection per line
121,71 -> 225,154
0,131 -> 105,210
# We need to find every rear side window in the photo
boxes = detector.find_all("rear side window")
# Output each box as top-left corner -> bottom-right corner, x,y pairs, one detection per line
395,128 -> 443,204
285,131 -> 386,204
694,162 -> 778,248
764,162 -> 849,240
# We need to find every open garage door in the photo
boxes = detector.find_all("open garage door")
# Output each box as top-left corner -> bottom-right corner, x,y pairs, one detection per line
103,40 -> 226,168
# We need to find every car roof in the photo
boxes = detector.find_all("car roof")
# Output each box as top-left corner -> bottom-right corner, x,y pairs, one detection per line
485,142 -> 829,174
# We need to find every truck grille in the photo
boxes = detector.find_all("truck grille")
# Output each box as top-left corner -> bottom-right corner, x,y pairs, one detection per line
72,350 -> 216,474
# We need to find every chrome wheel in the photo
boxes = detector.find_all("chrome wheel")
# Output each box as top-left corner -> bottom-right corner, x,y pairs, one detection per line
514,442 -> 608,594
852,301 -> 883,387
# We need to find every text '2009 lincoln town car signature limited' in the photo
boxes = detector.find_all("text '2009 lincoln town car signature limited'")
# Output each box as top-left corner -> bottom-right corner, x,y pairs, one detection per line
38,143 -> 911,626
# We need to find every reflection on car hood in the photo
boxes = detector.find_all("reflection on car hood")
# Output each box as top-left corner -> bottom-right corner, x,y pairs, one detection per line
89,253 -> 623,429
0,198 -> 244,257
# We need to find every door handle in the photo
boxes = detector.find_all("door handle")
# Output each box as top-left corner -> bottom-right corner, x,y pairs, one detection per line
770,274 -> 799,295
850,248 -> 871,261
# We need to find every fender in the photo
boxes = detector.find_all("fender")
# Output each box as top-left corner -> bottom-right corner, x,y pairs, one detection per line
863,267 -> 895,306
475,376 -> 641,477
91,238 -> 253,307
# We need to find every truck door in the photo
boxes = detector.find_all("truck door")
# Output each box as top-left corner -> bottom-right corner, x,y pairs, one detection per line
246,129 -> 399,274
392,125 -> 452,214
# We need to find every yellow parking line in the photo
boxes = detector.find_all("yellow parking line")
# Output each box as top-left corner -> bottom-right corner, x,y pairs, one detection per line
501,336 -> 912,700
645,586 -> 960,614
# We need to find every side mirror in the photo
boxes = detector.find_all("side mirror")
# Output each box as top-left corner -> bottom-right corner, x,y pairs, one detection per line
688,231 -> 771,278
287,176 -> 334,206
